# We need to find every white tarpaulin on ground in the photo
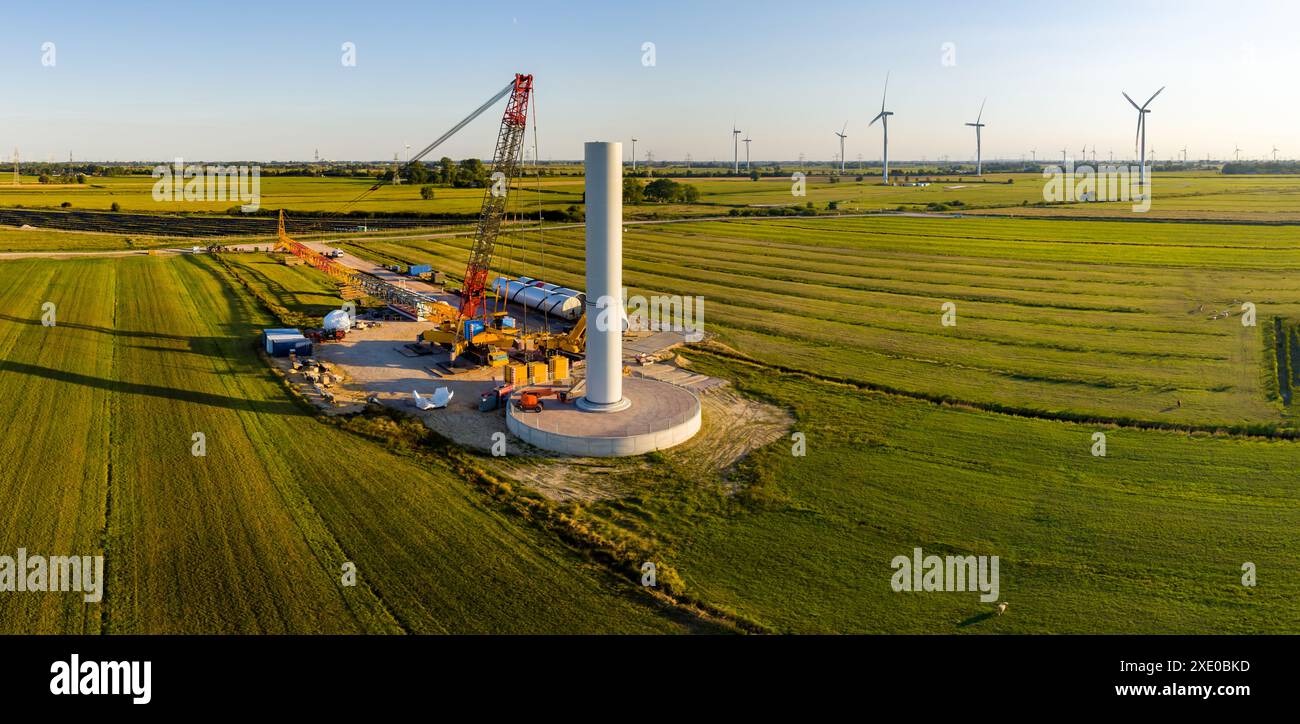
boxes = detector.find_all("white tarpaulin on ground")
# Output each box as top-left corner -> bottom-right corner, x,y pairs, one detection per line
412,388 -> 453,410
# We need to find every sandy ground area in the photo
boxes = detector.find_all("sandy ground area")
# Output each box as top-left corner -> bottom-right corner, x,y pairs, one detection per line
278,320 -> 792,502
304,320 -> 524,451
489,386 -> 793,502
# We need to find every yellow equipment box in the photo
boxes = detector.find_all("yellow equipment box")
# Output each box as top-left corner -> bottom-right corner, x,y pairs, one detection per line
548,356 -> 570,381
528,361 -> 549,384
504,363 -> 527,385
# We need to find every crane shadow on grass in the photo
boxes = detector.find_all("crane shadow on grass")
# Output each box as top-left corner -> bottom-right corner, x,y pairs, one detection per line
0,313 -> 200,343
957,611 -> 996,629
0,359 -> 307,416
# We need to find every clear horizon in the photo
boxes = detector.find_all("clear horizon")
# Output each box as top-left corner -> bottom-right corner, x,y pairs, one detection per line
2,0 -> 1297,164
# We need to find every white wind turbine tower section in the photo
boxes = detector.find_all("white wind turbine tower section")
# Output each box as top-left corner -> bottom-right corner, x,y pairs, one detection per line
834,122 -> 848,173
965,98 -> 986,175
1122,86 -> 1163,188
869,72 -> 894,183
732,126 -> 742,174
1272,145 -> 1279,161
1234,144 -> 1242,161
631,138 -> 637,171
743,135 -> 752,171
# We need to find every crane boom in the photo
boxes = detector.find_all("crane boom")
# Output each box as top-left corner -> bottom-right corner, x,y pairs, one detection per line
344,79 -> 519,209
459,73 -> 533,323
406,80 -> 515,172
274,211 -> 449,321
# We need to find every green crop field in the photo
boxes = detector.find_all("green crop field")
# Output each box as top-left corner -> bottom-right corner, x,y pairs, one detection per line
7,169 -> 1300,223
0,226 -> 179,253
0,254 -> 695,634
0,174 -> 585,217
5,207 -> 1300,634
343,214 -> 1300,429
325,212 -> 1300,633
578,356 -> 1300,633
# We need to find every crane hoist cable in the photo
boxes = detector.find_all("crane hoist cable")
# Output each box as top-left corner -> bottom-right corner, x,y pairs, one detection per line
531,87 -> 552,335
340,79 -> 517,211
456,73 -> 533,336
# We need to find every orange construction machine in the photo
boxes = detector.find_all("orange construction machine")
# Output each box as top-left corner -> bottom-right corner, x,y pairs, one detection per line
514,387 -> 571,413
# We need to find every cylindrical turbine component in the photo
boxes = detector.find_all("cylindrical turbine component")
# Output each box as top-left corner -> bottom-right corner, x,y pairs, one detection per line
577,142 -> 631,413
491,277 -> 583,320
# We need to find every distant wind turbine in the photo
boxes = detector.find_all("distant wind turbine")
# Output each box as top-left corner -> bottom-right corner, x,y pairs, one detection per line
631,137 -> 638,171
1234,144 -> 1243,161
743,136 -> 752,171
1122,86 -> 1164,187
834,122 -> 848,173
965,98 -> 986,175
1272,145 -> 1280,161
869,72 -> 895,183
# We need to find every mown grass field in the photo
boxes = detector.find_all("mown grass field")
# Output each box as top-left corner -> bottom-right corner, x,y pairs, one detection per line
578,354 -> 1300,633
218,253 -> 353,323
0,174 -> 584,217
0,254 -> 694,634
0,226 -> 179,252
5,208 -> 1300,635
298,211 -> 1300,633
343,214 -> 1300,429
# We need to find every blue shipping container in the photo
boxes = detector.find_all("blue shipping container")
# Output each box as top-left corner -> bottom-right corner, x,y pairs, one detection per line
266,334 -> 311,357
409,264 -> 432,276
270,340 -> 312,357
262,328 -> 301,343
500,316 -> 517,329
462,320 -> 486,339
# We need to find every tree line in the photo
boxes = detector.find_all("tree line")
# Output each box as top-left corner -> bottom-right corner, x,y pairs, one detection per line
622,177 -> 701,204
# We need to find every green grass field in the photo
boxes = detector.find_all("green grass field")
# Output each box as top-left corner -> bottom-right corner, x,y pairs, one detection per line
0,254 -> 694,633
4,207 -> 1300,634
0,174 -> 585,217
344,214 -> 1300,429
308,212 -> 1300,633
6,169 -> 1300,222
0,227 -> 180,252
578,355 -> 1300,633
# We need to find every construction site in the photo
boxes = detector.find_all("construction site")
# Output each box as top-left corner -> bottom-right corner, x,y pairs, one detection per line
263,74 -> 717,458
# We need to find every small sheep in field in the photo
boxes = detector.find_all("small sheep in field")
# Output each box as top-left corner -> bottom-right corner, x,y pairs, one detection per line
997,602 -> 1008,616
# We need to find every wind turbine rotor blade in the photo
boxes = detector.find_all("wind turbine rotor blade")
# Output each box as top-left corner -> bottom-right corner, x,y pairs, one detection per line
1122,91 -> 1142,111
1142,86 -> 1166,108
870,111 -> 885,126
976,97 -> 985,124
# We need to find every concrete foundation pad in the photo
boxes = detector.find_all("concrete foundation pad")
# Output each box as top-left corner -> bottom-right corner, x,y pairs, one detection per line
575,395 -> 632,413
507,377 -> 701,457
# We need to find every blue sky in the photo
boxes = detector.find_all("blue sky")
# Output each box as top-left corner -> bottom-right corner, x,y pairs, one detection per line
1,0 -> 1297,163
